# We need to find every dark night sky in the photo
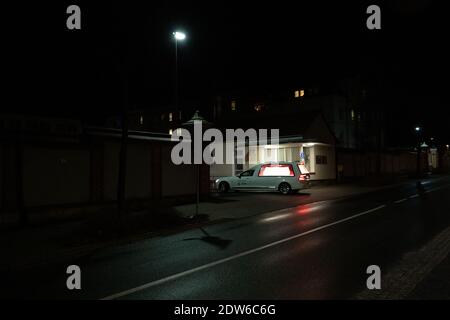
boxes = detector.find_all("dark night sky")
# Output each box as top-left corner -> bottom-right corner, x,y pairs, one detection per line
5,0 -> 450,144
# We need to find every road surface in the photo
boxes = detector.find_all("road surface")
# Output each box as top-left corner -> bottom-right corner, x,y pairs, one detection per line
4,176 -> 450,299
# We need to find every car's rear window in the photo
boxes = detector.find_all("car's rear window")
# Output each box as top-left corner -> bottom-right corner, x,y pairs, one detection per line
258,164 -> 295,177
297,164 -> 309,174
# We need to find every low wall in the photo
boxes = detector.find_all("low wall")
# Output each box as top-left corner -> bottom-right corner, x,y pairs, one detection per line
337,149 -> 428,178
0,135 -> 210,225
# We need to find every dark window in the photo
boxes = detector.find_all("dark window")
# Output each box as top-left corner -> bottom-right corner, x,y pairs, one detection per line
316,155 -> 328,165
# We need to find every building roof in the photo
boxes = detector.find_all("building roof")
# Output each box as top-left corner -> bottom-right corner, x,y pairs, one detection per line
86,127 -> 173,142
214,110 -> 335,144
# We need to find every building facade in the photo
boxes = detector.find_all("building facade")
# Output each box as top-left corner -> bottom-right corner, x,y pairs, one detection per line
210,111 -> 337,182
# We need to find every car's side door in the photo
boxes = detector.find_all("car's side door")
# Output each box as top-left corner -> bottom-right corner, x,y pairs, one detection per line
253,165 -> 277,190
234,169 -> 255,190
254,164 -> 295,190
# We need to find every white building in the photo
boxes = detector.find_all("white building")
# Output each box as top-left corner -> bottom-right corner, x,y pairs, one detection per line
211,112 -> 336,181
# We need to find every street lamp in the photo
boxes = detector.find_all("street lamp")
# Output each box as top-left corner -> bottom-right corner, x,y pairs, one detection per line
173,31 -> 186,40
415,126 -> 422,178
183,111 -> 212,220
173,31 -> 186,116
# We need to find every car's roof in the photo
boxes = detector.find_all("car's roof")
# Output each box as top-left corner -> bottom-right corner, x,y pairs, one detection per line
261,161 -> 298,165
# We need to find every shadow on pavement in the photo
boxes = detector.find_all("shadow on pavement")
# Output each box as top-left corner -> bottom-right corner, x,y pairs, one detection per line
296,192 -> 311,196
183,227 -> 232,249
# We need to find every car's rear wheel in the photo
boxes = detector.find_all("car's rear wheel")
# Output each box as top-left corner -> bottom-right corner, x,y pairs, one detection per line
278,182 -> 291,195
219,182 -> 230,193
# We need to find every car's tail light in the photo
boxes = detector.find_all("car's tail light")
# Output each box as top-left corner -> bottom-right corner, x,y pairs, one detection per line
299,174 -> 310,181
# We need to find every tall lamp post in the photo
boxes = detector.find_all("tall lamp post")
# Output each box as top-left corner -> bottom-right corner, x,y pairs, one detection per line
415,126 -> 422,178
173,31 -> 186,114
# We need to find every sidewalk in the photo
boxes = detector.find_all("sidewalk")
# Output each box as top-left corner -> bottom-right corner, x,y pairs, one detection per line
356,224 -> 450,300
407,253 -> 450,299
0,207 -> 190,273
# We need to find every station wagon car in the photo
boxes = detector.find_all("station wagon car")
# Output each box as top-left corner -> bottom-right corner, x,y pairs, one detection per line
215,162 -> 311,195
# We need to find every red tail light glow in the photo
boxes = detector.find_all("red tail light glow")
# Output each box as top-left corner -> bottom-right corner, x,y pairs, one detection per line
299,174 -> 310,181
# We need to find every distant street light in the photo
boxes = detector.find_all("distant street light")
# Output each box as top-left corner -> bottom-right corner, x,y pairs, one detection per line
415,127 -> 421,132
173,31 -> 186,116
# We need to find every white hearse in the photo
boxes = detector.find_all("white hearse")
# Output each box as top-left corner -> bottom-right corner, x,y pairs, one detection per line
215,162 -> 310,195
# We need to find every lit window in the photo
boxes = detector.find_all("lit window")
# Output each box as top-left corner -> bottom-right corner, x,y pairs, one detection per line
231,100 -> 236,111
169,112 -> 173,122
139,115 -> 144,125
351,109 -> 355,121
294,89 -> 305,98
254,104 -> 262,112
259,164 -> 295,177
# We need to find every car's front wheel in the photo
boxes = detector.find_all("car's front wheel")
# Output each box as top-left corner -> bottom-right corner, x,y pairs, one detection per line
278,182 -> 291,195
218,182 -> 230,193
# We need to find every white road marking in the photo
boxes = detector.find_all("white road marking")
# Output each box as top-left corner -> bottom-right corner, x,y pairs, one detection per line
426,184 -> 450,193
394,183 -> 450,202
101,204 -> 387,300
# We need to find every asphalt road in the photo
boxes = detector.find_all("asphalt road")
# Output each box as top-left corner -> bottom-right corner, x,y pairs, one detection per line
4,176 -> 450,299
